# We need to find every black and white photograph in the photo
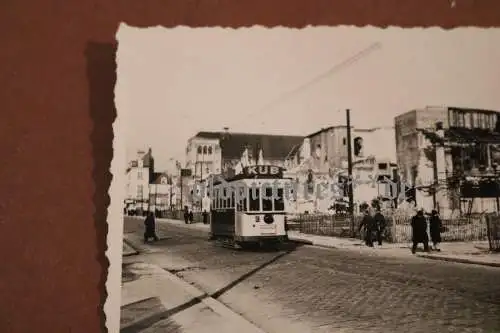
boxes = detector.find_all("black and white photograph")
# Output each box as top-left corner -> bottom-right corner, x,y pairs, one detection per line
111,25 -> 500,332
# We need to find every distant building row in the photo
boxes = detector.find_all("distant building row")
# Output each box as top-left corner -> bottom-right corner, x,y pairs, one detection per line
125,105 -> 500,217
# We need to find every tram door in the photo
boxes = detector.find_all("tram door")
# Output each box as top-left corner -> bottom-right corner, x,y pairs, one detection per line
234,185 -> 248,236
211,186 -> 235,237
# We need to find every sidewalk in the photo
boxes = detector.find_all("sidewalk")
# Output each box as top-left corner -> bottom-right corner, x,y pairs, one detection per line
121,249 -> 265,332
123,241 -> 138,257
128,216 -> 500,268
288,230 -> 500,268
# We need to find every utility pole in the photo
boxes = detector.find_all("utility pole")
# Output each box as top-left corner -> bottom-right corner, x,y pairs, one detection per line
432,142 -> 438,211
494,163 -> 500,212
180,168 -> 183,209
169,181 -> 173,210
346,109 -> 355,236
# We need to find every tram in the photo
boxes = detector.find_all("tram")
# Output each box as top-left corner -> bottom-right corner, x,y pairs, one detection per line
208,165 -> 291,248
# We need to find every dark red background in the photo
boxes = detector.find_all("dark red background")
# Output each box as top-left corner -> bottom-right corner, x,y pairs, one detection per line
1,1 -> 499,332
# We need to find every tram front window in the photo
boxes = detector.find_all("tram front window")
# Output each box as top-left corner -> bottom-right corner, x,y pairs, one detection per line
274,188 -> 285,211
249,188 -> 260,211
262,187 -> 273,211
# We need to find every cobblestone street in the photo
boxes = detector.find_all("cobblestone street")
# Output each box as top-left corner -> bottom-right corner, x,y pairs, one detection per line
124,217 -> 500,333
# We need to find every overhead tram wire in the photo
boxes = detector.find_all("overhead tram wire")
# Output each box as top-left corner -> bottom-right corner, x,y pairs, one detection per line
230,42 -> 382,129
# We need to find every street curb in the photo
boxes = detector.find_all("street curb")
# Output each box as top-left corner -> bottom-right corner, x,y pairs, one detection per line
417,254 -> 500,268
121,235 -> 266,332
288,237 -> 320,247
123,239 -> 140,256
160,270 -> 266,333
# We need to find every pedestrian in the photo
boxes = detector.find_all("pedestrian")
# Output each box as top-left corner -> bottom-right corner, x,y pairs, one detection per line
358,209 -> 375,247
188,210 -> 194,223
202,195 -> 211,225
429,210 -> 442,251
183,206 -> 189,224
373,209 -> 387,246
144,211 -> 159,243
410,209 -> 430,254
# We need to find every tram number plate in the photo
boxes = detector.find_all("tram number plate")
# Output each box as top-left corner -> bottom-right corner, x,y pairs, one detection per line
259,224 -> 276,235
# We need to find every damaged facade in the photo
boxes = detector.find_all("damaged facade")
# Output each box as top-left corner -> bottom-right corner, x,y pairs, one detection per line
284,126 -> 398,213
395,106 -> 500,218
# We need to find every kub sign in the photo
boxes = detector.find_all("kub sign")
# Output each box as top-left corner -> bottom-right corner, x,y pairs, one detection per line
243,165 -> 283,178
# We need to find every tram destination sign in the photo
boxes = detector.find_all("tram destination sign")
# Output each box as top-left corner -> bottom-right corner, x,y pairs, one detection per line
242,165 -> 284,178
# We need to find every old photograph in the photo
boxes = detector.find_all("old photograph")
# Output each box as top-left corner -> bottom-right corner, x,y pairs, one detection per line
113,25 -> 500,332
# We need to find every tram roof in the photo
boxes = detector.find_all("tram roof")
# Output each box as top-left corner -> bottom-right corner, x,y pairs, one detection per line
211,165 -> 292,185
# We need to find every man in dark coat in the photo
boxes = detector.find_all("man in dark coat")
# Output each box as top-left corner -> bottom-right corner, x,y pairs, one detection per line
144,212 -> 159,243
411,209 -> 429,254
358,210 -> 375,247
183,206 -> 189,224
373,209 -> 387,246
429,210 -> 442,251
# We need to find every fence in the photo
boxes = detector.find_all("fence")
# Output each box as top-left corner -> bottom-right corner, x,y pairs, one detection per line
390,214 -> 488,243
485,213 -> 500,251
293,213 -> 490,243
291,214 -> 364,238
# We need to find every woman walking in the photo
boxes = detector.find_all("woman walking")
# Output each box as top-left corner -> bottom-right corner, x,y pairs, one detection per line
429,210 -> 442,251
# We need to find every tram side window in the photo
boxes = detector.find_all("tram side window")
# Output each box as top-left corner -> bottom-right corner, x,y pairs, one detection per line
236,187 -> 242,211
236,187 -> 246,211
249,188 -> 260,211
262,187 -> 273,211
274,188 -> 285,211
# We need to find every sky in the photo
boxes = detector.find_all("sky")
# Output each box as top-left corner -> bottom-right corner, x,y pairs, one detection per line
116,25 -> 500,172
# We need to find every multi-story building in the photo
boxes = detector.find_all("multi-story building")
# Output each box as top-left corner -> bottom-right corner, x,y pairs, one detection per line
395,106 -> 500,216
185,135 -> 221,181
148,172 -> 175,214
185,129 -> 303,179
125,148 -> 154,214
284,125 -> 398,213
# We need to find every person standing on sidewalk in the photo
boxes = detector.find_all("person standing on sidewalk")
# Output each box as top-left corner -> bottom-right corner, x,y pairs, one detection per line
144,212 -> 159,243
202,195 -> 211,225
183,206 -> 189,224
429,210 -> 442,251
358,209 -> 375,247
373,209 -> 387,246
411,209 -> 430,254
